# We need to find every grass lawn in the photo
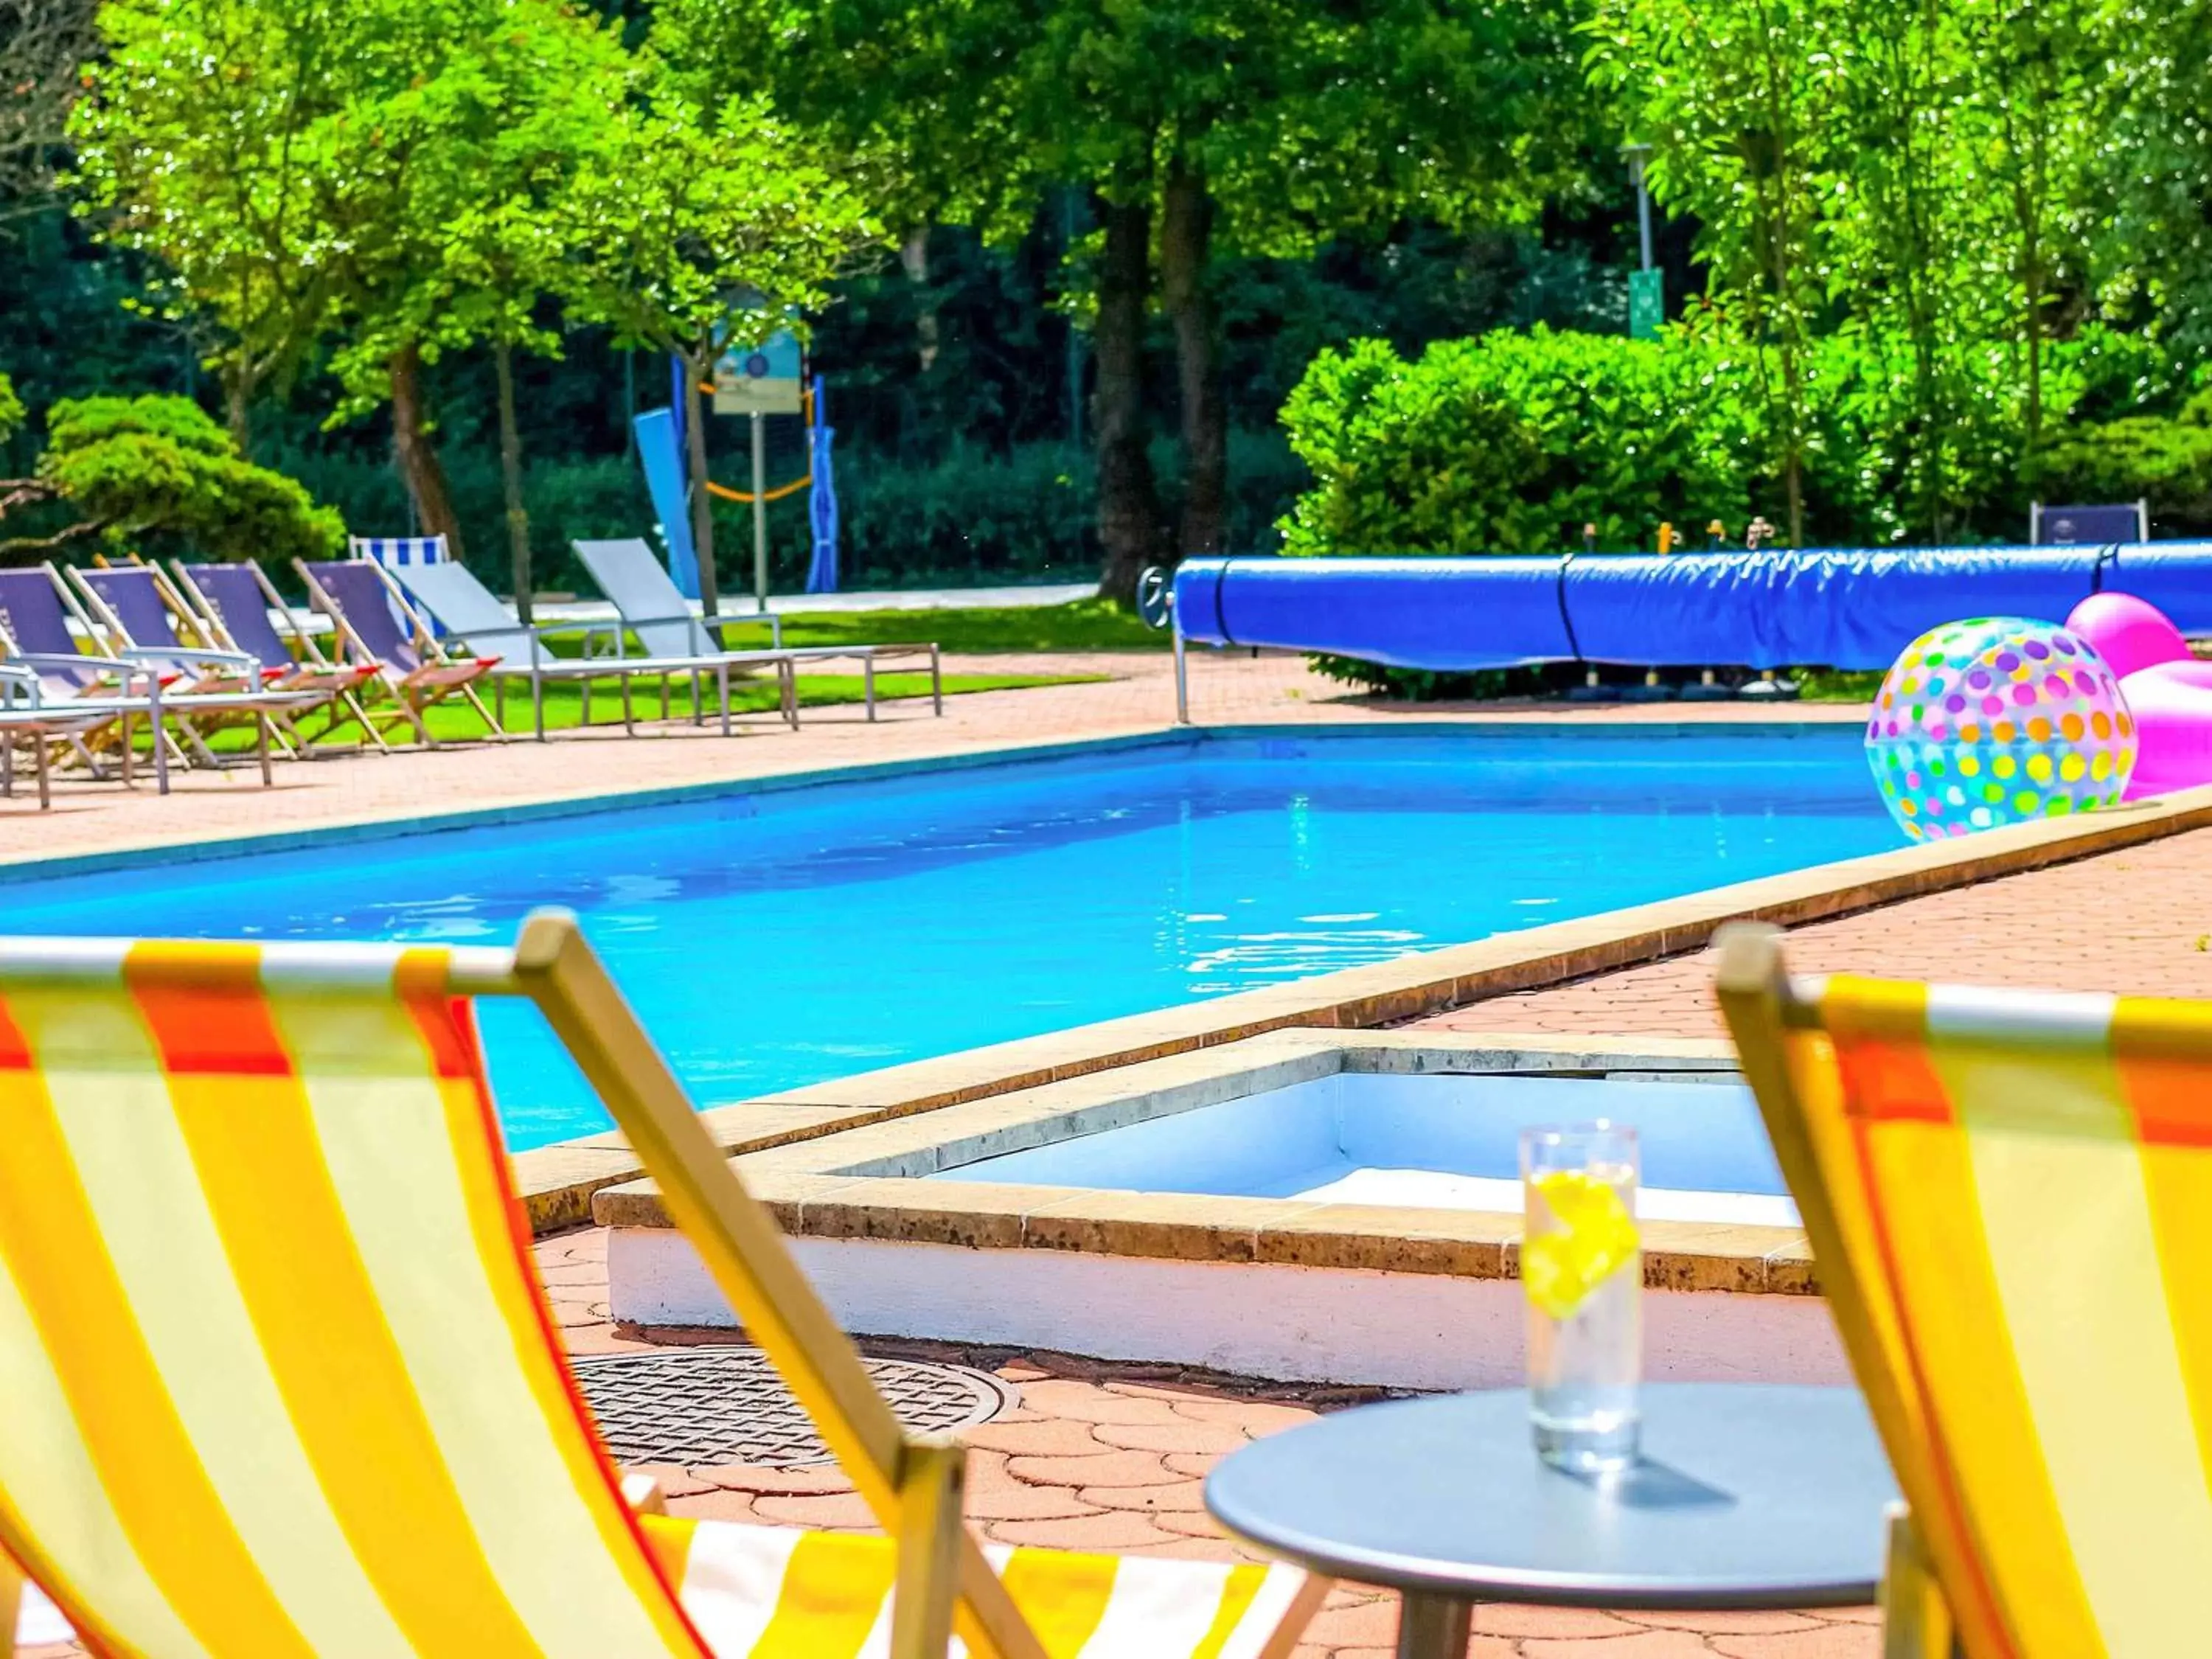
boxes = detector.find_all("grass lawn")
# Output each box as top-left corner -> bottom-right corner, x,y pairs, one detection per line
1796,669 -> 1883,703
202,667 -> 1100,750
545,597 -> 1167,656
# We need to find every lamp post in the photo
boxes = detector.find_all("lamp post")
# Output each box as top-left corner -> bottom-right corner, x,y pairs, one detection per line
1624,143 -> 1663,341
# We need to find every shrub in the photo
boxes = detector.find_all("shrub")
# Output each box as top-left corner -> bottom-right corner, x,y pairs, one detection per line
2036,385 -> 2212,536
35,395 -> 344,566
1278,327 -> 1774,560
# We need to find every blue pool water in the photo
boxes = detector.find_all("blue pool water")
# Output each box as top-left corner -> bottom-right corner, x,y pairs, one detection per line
0,728 -> 1895,1149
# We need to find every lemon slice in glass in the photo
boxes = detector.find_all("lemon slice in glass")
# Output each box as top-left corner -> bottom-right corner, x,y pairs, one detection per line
1523,1169 -> 1639,1321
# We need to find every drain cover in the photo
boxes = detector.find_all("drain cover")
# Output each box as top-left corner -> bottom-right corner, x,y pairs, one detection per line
571,1346 -> 1015,1467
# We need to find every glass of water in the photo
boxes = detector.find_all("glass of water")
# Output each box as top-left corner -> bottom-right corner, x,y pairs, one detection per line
1521,1122 -> 1642,1472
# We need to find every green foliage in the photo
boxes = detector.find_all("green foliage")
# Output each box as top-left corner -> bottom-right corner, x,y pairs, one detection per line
1279,322 -> 2160,566
1279,329 -> 1769,557
35,394 -> 343,563
0,373 -> 21,447
2039,388 -> 2212,530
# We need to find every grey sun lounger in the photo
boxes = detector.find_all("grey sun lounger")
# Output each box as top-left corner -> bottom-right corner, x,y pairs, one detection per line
572,538 -> 943,721
0,655 -> 301,807
389,560 -> 789,738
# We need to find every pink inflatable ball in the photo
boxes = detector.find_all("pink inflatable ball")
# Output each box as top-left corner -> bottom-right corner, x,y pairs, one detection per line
2065,591 -> 2191,679
1864,615 -> 2137,842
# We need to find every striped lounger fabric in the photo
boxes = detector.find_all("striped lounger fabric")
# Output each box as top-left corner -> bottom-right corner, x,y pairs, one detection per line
350,535 -> 452,569
0,934 -> 1314,1658
1719,929 -> 2212,1659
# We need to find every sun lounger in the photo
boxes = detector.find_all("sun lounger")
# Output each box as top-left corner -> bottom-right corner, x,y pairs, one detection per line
0,662 -> 167,808
172,559 -> 385,749
0,566 -> 127,699
1717,924 -> 2212,1658
65,562 -> 336,763
296,557 -> 505,745
0,566 -> 201,777
574,538 -> 943,721
391,560 -> 783,739
0,912 -> 1326,1657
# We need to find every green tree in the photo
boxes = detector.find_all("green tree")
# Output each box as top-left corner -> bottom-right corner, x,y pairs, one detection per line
349,1 -> 647,616
1956,0 -> 2098,461
0,394 -> 344,565
72,0 -> 347,451
663,0 -> 1582,598
2090,0 -> 2212,359
0,0 -> 97,212
1586,0 -> 1837,546
558,88 -> 877,617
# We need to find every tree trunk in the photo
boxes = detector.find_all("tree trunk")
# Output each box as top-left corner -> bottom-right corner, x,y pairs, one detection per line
223,364 -> 254,459
900,226 -> 939,374
681,345 -> 721,617
389,342 -> 464,557
1093,192 -> 1163,602
493,338 -> 532,623
1161,156 -> 1225,562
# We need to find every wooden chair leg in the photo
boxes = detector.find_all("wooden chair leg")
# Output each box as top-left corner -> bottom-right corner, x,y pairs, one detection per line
1880,1503 -> 1955,1659
889,1436 -> 966,1659
2,1545 -> 26,1656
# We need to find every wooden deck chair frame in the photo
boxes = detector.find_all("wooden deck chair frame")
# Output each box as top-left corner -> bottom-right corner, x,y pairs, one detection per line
67,558 -> 319,765
0,910 -> 1325,1659
167,558 -> 385,754
512,912 -> 1322,1658
1715,923 -> 1961,1659
295,557 -> 507,746
0,568 -> 192,781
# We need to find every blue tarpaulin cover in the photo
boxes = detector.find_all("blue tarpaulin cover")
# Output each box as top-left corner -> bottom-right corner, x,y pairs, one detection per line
1173,543 -> 2212,672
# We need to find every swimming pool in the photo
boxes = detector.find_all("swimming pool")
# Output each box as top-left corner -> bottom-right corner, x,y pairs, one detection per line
0,727 -> 1894,1148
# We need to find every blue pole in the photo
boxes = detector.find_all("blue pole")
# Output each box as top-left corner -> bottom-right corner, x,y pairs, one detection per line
806,375 -> 841,594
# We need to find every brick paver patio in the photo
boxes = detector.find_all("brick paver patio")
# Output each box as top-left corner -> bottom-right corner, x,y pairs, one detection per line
1411,821 -> 2212,1043
25,658 -> 2181,1655
540,1228 -> 1880,1659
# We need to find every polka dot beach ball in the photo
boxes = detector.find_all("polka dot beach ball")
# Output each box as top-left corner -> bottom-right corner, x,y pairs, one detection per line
1866,616 -> 2137,842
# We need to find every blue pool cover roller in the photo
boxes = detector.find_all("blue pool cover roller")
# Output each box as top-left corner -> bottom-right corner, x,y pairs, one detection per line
1173,543 -> 2212,672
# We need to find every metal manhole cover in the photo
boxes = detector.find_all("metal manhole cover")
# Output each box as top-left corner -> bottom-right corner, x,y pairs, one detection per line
571,1346 -> 1015,1467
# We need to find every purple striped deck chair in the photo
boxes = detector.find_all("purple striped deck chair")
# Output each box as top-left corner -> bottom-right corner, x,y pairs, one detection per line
174,561 -> 386,750
0,567 -> 116,698
297,559 -> 503,745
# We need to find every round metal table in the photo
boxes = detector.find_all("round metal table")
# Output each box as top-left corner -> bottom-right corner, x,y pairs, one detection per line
1204,1383 -> 1897,1659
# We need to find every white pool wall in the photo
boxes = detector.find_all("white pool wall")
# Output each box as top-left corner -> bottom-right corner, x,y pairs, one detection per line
931,1071 -> 1795,1224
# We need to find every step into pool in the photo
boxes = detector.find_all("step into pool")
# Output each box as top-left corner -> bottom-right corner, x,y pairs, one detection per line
933,1070 -> 1800,1228
0,726 -> 1893,1148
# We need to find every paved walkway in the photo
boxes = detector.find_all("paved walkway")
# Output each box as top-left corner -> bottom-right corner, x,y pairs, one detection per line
13,661 -> 2112,1657
14,1222 -> 1881,1658
542,1228 -> 1880,1659
1412,821 -> 2212,1042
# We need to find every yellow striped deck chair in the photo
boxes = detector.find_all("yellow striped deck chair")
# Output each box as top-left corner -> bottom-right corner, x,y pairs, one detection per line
0,912 -> 1323,1659
1717,922 -> 2212,1659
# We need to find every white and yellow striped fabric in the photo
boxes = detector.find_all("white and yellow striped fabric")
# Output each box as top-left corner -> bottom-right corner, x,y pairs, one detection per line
1772,973 -> 2212,1659
643,1519 -> 1312,1658
0,936 -> 1313,1658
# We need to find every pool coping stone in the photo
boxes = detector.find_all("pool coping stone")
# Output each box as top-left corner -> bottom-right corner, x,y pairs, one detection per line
590,1028 -> 1820,1295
